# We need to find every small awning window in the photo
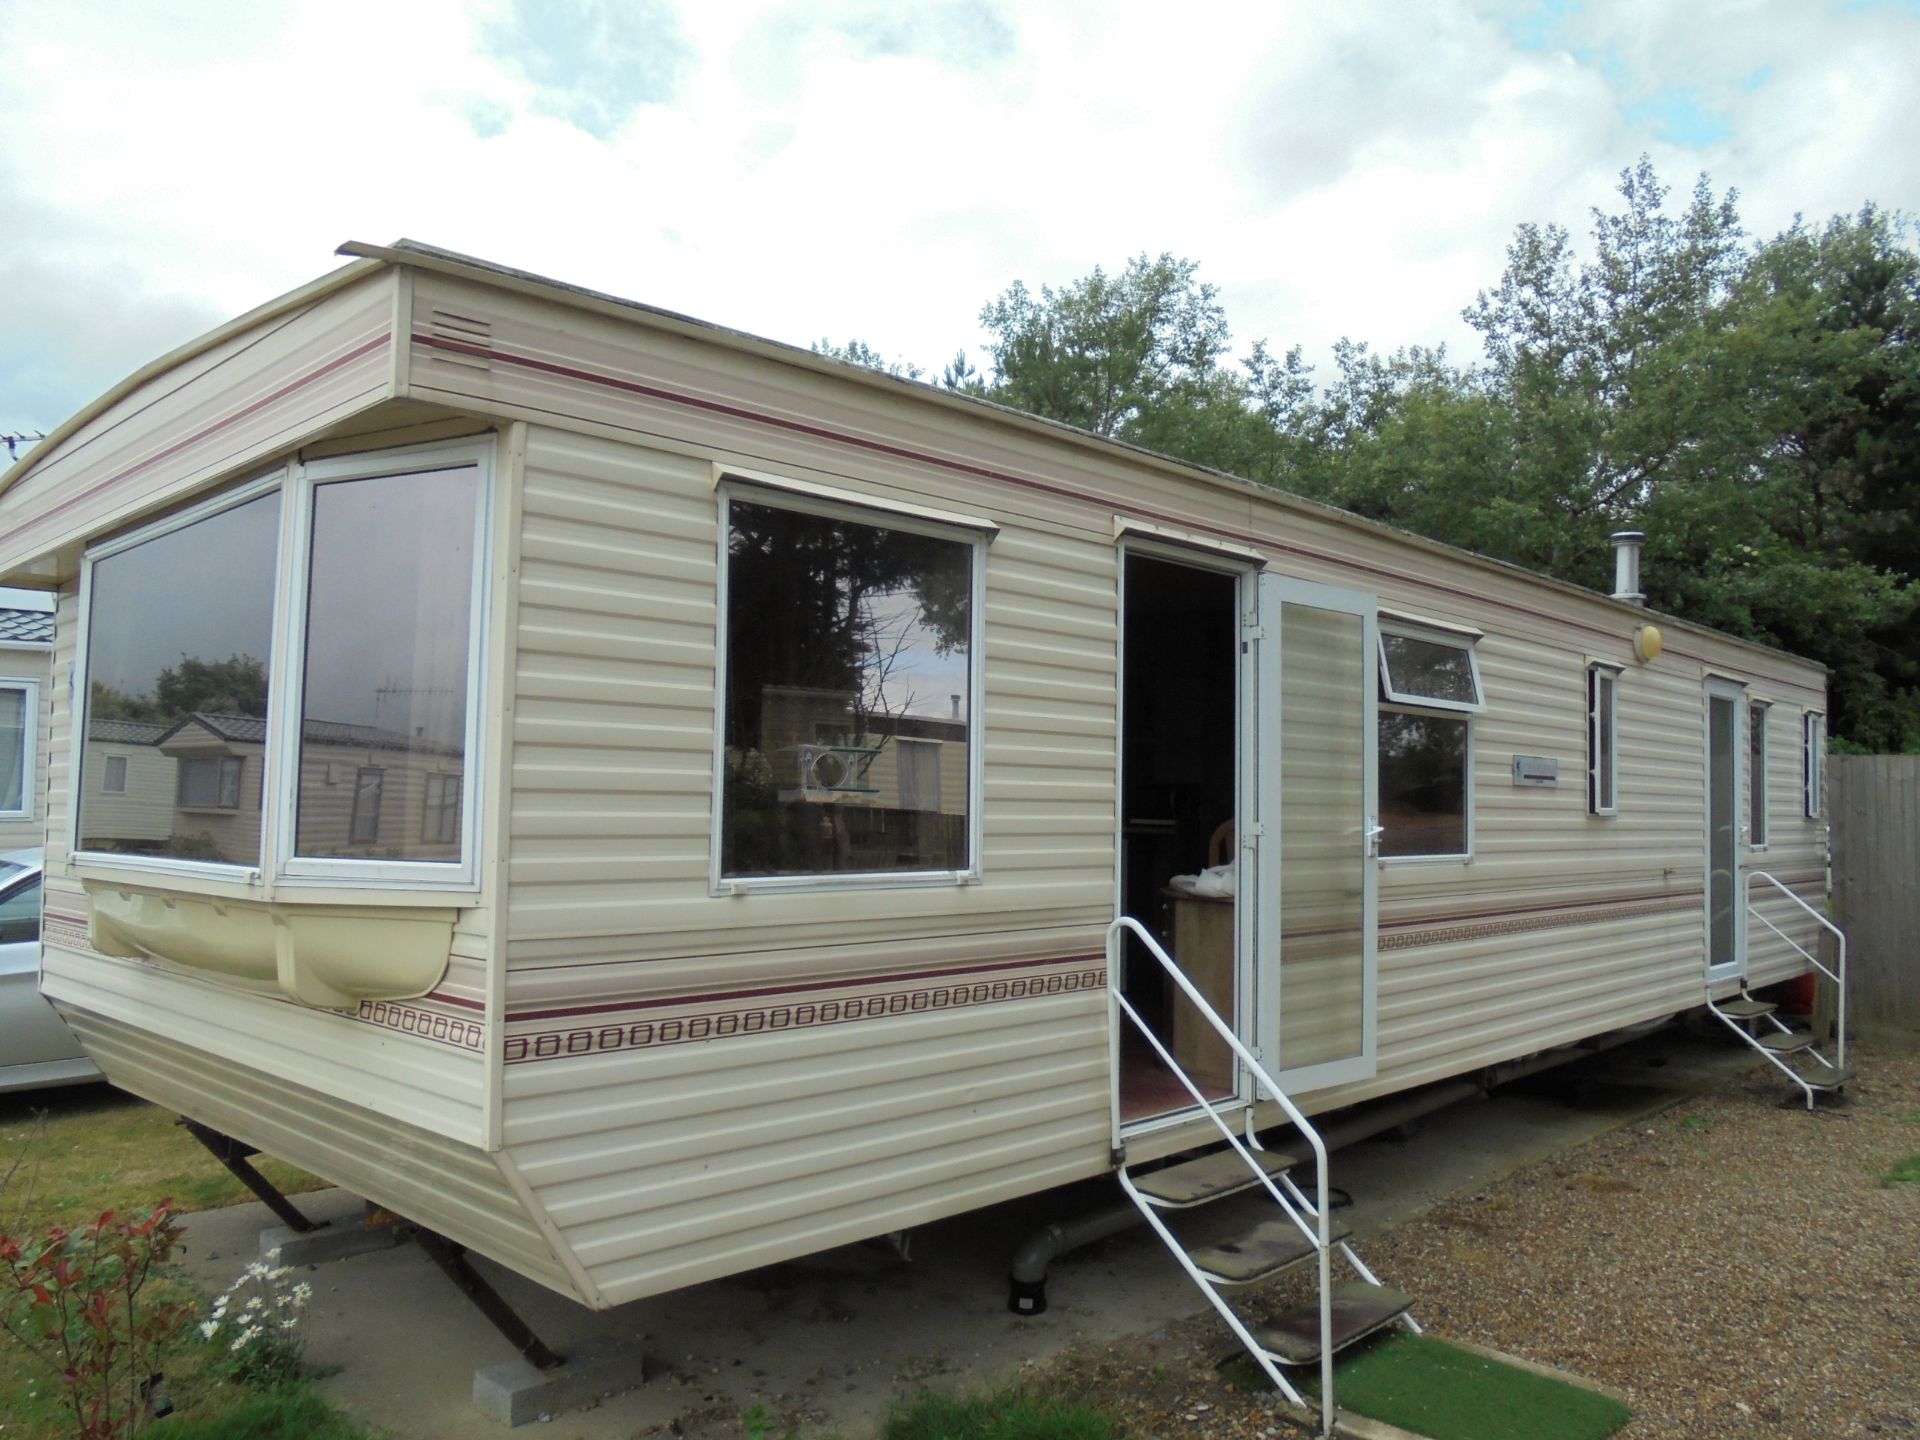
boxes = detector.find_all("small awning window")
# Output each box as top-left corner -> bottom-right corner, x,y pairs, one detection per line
1378,629 -> 1483,712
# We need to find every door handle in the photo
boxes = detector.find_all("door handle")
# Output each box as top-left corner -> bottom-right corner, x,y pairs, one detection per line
1365,819 -> 1385,858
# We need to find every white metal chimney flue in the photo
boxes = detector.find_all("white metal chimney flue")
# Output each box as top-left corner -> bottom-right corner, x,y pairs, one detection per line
1610,530 -> 1646,605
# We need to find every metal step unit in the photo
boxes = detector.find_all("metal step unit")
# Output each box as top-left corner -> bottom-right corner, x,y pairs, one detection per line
1706,872 -> 1855,1110
1107,916 -> 1418,1439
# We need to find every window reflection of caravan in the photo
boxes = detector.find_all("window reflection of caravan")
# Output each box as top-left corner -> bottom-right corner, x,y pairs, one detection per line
0,245 -> 1833,1409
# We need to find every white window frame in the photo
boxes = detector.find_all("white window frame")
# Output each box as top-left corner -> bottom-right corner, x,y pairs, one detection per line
710,477 -> 988,895
1377,624 -> 1484,714
1748,701 -> 1769,849
71,438 -> 494,893
1376,621 -> 1482,862
1587,663 -> 1620,817
177,754 -> 243,811
72,472 -> 284,884
100,753 -> 129,796
0,678 -> 36,820
1803,711 -> 1825,819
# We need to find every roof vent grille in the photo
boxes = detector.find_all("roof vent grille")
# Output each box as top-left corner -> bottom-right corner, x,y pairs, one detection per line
426,309 -> 493,370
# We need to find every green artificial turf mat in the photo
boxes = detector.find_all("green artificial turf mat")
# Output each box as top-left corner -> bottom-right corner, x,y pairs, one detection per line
1300,1332 -> 1630,1440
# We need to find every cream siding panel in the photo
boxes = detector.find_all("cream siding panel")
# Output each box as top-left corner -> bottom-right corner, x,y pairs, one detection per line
58,1006 -> 572,1298
0,282 -> 397,580
0,644 -> 52,852
504,427 -> 1115,974
501,994 -> 1108,1304
40,945 -> 485,1144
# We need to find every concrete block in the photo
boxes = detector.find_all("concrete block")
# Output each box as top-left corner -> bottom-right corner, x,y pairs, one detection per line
471,1335 -> 648,1427
258,1219 -> 407,1268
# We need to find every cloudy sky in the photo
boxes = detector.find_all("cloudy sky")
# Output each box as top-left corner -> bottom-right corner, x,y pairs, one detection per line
2,0 -> 1915,448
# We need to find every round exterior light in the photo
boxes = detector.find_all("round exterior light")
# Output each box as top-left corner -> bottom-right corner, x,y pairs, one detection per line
1634,624 -> 1664,663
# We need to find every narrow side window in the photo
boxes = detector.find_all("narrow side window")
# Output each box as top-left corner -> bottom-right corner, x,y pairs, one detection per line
1748,702 -> 1769,846
1803,712 -> 1825,818
1587,664 -> 1619,816
0,682 -> 34,818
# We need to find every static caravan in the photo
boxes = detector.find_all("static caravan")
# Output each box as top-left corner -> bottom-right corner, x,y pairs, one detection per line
0,243 -> 1836,1408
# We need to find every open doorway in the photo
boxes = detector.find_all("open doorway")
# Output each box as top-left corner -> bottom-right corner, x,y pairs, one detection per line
1118,552 -> 1242,1123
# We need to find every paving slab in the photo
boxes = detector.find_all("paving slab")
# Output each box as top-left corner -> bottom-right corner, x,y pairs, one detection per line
171,1026 -> 1757,1438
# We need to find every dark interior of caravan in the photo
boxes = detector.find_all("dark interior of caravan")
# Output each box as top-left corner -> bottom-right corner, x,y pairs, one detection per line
1119,554 -> 1239,1121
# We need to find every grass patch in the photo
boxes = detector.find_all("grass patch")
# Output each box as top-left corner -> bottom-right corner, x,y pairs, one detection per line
1,1086 -> 323,1233
1879,1151 -> 1920,1187
882,1390 -> 1118,1440
4,1088 -> 332,1440
1232,1332 -> 1629,1440
150,1384 -> 386,1439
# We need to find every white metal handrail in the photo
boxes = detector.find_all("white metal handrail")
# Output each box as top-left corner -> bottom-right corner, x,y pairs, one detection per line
1108,915 -> 1337,1437
1746,870 -> 1848,1074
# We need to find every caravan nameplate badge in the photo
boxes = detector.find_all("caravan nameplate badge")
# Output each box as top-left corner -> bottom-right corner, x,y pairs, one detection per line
1512,755 -> 1559,787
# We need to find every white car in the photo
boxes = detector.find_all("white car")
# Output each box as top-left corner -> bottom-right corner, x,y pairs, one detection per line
0,848 -> 103,1091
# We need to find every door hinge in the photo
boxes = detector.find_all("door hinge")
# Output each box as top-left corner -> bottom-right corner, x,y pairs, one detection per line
1241,624 -> 1266,643
1242,821 -> 1264,850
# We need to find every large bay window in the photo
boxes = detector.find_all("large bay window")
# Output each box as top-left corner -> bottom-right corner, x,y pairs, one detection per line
716,484 -> 982,886
1377,624 -> 1481,858
76,442 -> 491,888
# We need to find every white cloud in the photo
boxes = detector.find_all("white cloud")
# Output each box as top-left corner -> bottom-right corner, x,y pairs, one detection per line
0,0 -> 1913,438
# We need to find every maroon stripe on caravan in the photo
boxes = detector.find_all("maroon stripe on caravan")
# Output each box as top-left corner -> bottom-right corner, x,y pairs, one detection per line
1379,886 -> 1703,931
14,335 -> 391,542
504,951 -> 1104,1023
412,333 -> 1824,696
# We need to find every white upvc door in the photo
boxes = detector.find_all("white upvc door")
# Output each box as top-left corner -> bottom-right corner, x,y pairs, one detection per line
1704,679 -> 1747,981
1251,574 -> 1380,1093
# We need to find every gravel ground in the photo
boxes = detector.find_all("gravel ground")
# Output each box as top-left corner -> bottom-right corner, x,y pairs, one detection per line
1031,1040 -> 1920,1439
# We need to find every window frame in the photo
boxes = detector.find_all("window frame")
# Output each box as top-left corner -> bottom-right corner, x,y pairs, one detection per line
709,477 -> 988,895
0,678 -> 37,821
1377,625 -> 1484,714
100,753 -> 129,796
1747,701 -> 1770,849
1803,711 -> 1825,819
1587,663 -> 1620,817
1376,621 -> 1481,863
71,439 -> 494,893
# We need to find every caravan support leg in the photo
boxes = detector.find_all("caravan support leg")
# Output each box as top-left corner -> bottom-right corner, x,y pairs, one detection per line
178,1119 -> 320,1234
412,1228 -> 564,1371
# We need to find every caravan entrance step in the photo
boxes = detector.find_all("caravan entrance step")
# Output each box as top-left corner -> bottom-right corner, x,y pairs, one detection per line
1717,996 -> 1777,1020
1799,1062 -> 1852,1091
1133,1148 -> 1296,1209
1188,1218 -> 1353,1285
1255,1280 -> 1415,1366
1758,1031 -> 1814,1055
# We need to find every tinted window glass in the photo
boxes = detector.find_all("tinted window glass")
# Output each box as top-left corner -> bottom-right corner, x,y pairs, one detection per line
1378,710 -> 1468,857
80,491 -> 279,865
295,467 -> 477,861
721,498 -> 972,878
1380,632 -> 1478,707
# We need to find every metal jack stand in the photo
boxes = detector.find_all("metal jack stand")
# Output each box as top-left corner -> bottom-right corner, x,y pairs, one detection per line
179,1119 -> 323,1234
411,1227 -> 564,1371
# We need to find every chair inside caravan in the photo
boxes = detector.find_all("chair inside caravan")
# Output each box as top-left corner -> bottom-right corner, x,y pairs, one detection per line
1119,553 -> 1240,1121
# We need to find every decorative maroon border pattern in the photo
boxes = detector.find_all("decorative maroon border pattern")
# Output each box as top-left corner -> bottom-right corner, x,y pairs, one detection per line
502,955 -> 1107,1065
355,999 -> 486,1052
1379,888 -> 1704,953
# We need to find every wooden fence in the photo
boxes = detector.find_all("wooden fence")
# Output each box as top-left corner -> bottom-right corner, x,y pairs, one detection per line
1831,754 -> 1920,1042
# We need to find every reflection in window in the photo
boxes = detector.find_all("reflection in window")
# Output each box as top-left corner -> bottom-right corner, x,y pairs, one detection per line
0,874 -> 40,945
720,496 -> 973,879
423,774 -> 460,845
1588,664 -> 1618,816
102,755 -> 129,795
79,490 -> 279,865
0,685 -> 27,815
1748,703 -> 1768,846
1803,712 -> 1825,818
1379,632 -> 1480,708
177,755 -> 243,809
295,468 -> 477,861
1378,711 -> 1468,857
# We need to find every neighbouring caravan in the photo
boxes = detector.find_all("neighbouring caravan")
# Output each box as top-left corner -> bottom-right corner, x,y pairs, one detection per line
0,243 -> 1831,1332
